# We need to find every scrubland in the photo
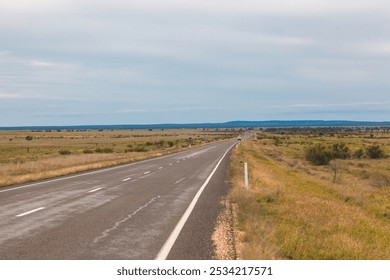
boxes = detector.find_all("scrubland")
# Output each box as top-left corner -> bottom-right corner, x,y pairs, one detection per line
0,129 -> 236,187
230,127 -> 390,260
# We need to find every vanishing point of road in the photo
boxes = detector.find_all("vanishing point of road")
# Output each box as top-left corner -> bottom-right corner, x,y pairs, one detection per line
0,138 -> 239,260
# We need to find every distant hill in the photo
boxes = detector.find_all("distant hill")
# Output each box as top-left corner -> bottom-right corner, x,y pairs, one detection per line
1,120 -> 390,130
223,120 -> 390,128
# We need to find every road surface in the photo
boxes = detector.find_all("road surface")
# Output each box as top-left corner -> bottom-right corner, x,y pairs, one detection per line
0,138 -> 238,259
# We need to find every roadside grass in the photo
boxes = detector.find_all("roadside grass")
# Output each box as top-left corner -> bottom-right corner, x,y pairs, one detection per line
230,134 -> 390,260
0,129 -> 237,187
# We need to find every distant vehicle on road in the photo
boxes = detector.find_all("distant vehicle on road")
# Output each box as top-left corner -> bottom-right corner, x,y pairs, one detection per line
237,136 -> 242,141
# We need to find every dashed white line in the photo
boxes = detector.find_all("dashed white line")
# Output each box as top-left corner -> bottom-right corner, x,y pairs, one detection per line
122,177 -> 132,182
158,167 -> 163,170
88,187 -> 102,193
176,161 -> 180,163
169,163 -> 173,166
174,177 -> 186,185
144,171 -> 150,175
16,207 -> 45,217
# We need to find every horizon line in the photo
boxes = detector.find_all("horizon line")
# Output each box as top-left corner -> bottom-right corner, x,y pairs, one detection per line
1,120 -> 390,130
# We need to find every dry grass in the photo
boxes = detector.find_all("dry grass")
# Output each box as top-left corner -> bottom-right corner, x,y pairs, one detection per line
0,129 -> 237,187
230,132 -> 390,260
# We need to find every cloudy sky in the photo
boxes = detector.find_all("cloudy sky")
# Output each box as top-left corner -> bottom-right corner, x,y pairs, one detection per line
1,0 -> 390,126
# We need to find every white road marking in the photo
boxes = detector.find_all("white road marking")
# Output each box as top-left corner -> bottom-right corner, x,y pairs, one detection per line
176,161 -> 180,163
174,177 -> 186,185
144,171 -> 150,175
94,195 -> 160,243
155,142 -> 236,260
169,163 -> 173,166
158,167 -> 163,170
16,207 -> 45,217
122,177 -> 132,182
88,187 -> 102,193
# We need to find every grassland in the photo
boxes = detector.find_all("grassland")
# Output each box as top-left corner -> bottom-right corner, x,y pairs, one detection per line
0,128 -> 237,187
229,127 -> 390,260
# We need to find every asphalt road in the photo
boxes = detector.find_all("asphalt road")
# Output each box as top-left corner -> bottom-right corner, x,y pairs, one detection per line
0,138 -> 239,260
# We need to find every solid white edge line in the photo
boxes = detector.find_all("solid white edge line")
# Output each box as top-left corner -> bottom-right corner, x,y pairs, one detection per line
155,142 -> 237,260
16,207 -> 45,217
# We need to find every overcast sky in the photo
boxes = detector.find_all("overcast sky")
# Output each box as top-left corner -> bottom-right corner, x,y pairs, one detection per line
1,0 -> 390,126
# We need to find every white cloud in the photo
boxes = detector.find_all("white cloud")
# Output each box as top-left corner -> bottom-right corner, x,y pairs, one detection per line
119,106 -> 227,114
0,92 -> 22,99
0,53 -> 79,69
0,0 -> 69,13
29,60 -> 61,68
297,66 -> 370,83
360,41 -> 390,55
274,102 -> 390,108
67,0 -> 390,16
294,58 -> 390,84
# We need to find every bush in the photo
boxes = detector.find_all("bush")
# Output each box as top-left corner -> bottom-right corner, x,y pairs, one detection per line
25,136 -> 33,141
365,145 -> 386,159
331,143 -> 351,159
59,150 -> 71,155
95,147 -> 113,153
304,144 -> 332,165
83,149 -> 94,154
155,140 -> 165,148
134,146 -> 147,152
167,141 -> 175,147
127,146 -> 147,152
353,148 -> 364,159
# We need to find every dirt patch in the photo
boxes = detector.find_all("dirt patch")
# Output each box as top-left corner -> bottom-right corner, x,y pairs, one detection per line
212,197 -> 237,260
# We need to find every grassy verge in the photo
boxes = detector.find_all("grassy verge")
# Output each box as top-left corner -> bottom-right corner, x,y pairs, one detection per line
0,129 -> 237,187
230,132 -> 390,260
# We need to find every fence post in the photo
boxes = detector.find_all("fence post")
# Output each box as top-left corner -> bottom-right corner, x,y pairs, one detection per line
244,162 -> 249,191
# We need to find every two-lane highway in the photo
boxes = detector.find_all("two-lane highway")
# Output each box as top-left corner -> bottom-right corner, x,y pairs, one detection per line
0,138 -> 238,259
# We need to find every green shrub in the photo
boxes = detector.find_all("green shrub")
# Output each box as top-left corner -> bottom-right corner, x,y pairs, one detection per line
95,147 -> 113,153
134,146 -> 147,152
331,143 -> 351,159
59,150 -> 71,155
155,140 -> 165,148
353,148 -> 364,159
365,145 -> 386,159
304,144 -> 332,165
126,146 -> 147,152
83,149 -> 94,154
